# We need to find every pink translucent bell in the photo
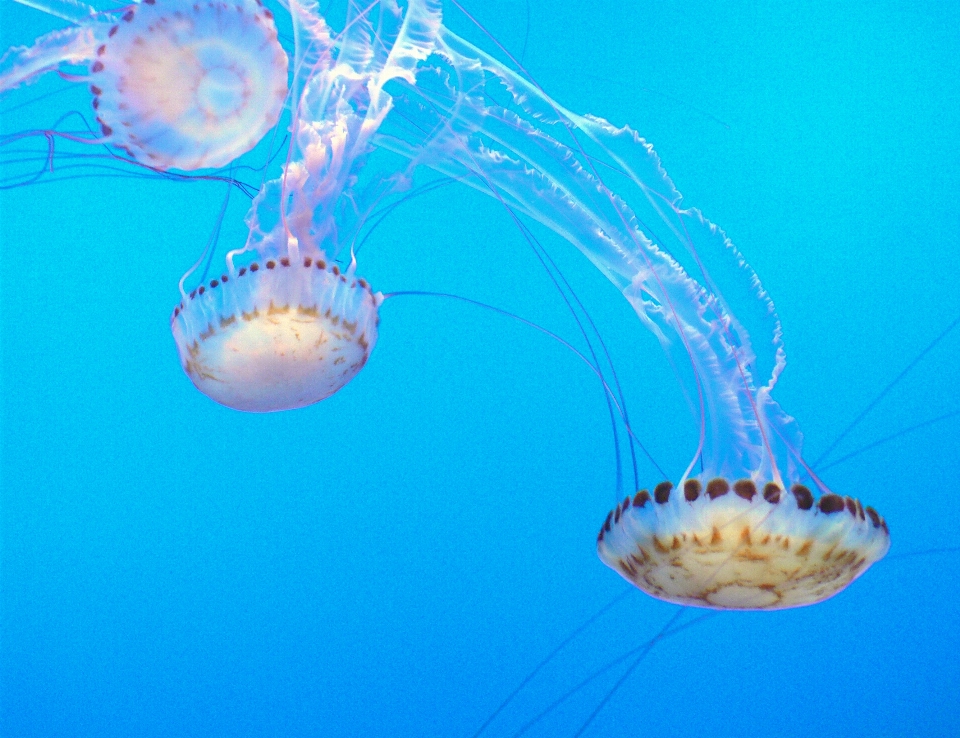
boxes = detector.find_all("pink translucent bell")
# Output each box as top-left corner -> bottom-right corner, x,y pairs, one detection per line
1,0 -> 288,170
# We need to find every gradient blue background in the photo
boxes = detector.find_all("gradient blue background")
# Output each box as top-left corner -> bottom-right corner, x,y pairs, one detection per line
2,1 -> 958,736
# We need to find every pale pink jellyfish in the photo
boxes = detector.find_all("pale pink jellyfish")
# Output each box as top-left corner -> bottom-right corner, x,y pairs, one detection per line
170,0 -> 441,412
368,1 -> 890,610
0,0 -> 288,170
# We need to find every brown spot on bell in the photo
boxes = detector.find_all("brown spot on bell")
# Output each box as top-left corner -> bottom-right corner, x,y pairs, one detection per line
654,481 -> 673,504
633,490 -> 651,508
734,479 -> 757,501
763,482 -> 781,503
792,484 -> 814,510
818,494 -> 845,514
706,478 -> 730,499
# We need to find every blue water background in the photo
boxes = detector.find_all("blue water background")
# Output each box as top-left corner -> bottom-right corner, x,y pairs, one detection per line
2,1 -> 959,735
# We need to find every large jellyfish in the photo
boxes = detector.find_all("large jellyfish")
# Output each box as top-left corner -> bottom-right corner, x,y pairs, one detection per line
0,0 -> 288,170
355,0 -> 891,609
170,0 -> 441,411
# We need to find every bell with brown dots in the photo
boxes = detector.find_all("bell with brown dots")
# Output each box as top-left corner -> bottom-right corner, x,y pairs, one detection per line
1,0 -> 289,171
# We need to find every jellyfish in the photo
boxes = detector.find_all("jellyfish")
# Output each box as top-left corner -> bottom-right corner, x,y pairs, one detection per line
339,0 -> 894,610
0,0 -> 289,170
170,0 -> 442,411
0,2 -> 958,735
162,0 -> 891,603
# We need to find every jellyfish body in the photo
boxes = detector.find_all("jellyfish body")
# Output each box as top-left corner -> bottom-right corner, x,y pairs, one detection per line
0,0 -> 288,170
358,2 -> 892,608
171,0 -> 440,412
171,255 -> 380,413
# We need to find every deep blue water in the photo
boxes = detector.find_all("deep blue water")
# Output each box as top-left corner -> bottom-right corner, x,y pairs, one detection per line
2,1 -> 958,736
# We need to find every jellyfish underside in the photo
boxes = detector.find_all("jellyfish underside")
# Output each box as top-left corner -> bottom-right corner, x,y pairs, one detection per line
0,0 -> 288,170
597,478 -> 889,610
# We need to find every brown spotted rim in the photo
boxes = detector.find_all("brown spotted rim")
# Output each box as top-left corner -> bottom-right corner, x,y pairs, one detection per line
597,478 -> 888,543
171,256 -> 375,321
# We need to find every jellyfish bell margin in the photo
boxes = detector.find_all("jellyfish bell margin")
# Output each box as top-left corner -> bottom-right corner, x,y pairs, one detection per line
0,0 -> 289,171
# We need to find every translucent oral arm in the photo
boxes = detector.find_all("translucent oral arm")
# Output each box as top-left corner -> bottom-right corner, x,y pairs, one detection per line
13,0 -> 98,25
253,0 -> 443,259
0,23 -> 100,91
375,27 -> 803,484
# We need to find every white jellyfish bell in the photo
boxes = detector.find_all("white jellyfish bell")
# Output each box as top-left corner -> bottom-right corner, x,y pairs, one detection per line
171,248 -> 381,413
170,0 -> 441,412
0,0 -> 288,170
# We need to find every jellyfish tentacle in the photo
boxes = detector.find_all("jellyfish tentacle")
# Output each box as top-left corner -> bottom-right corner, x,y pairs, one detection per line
817,410 -> 960,473
179,179 -> 233,299
382,289 -> 661,478
814,312 -> 960,468
513,218 -> 631,495
571,608 -> 686,738
0,24 -> 101,92
287,0 -> 334,115
502,611 -> 712,738
469,588 -> 633,738
337,0 -> 377,72
351,142 -> 645,493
